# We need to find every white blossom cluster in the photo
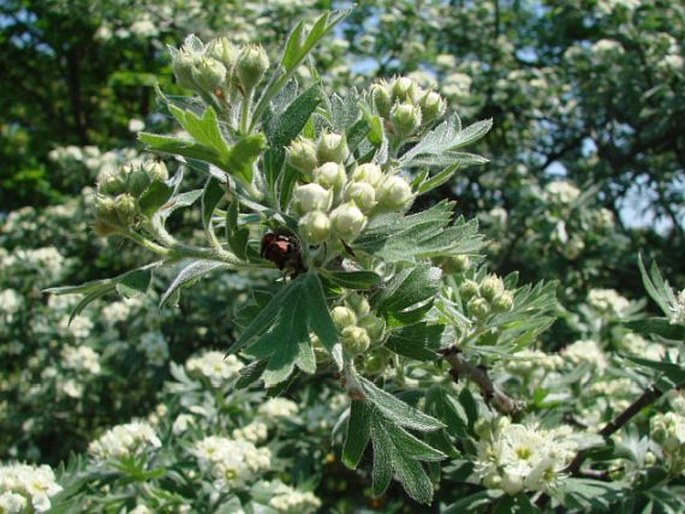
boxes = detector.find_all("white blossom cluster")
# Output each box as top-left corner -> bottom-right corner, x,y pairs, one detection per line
137,331 -> 169,366
257,398 -> 299,420
61,345 -> 101,375
267,483 -> 321,514
544,180 -> 580,205
57,314 -> 94,339
185,351 -> 244,387
561,339 -> 608,372
504,349 -> 563,376
651,412 -> 685,474
0,462 -> 62,512
587,288 -> 631,317
232,421 -> 268,444
191,436 -> 270,489
89,421 -> 162,462
0,289 -> 22,321
0,247 -> 66,283
476,418 -> 577,494
596,0 -> 642,14
48,145 -> 140,178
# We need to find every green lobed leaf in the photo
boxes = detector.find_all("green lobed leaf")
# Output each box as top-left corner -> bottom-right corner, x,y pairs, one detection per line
353,201 -> 483,261
139,180 -> 174,218
138,132 -> 224,167
384,323 -> 443,361
115,267 -> 152,299
624,318 -> 685,341
638,254 -> 673,317
235,359 -> 268,389
202,176 -> 224,231
159,260 -> 229,309
321,270 -> 382,290
230,273 -> 340,386
359,376 -> 444,431
342,400 -> 372,469
374,265 -> 441,316
425,385 -> 470,439
371,419 -> 393,498
266,84 -> 321,148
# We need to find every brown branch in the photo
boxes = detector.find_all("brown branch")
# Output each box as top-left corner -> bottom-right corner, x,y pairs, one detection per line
565,381 -> 685,475
439,347 -> 523,415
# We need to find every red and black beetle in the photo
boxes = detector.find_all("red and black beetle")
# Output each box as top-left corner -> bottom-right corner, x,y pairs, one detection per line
260,231 -> 305,275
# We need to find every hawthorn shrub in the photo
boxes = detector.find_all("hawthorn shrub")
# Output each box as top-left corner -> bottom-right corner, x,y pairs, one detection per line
1,9 -> 684,514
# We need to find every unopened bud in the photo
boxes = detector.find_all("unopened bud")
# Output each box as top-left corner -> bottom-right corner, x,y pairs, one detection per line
351,163 -> 383,187
170,35 -> 205,89
143,160 -> 169,183
391,103 -> 422,137
207,37 -> 236,70
459,279 -> 479,300
298,211 -> 330,244
419,91 -> 446,122
97,166 -> 126,196
491,290 -> 514,313
313,162 -> 346,190
344,182 -> 377,213
391,77 -> 418,103
341,326 -> 371,356
376,175 -> 413,210
237,44 -> 269,94
287,138 -> 318,178
358,314 -> 385,341
371,80 -> 393,117
480,274 -> 505,302
331,306 -> 357,329
347,294 -> 370,316
437,255 -> 471,273
114,193 -> 138,226
330,202 -> 367,241
292,183 -> 332,215
317,132 -> 349,164
191,57 -> 227,92
95,195 -> 117,222
467,297 -> 490,319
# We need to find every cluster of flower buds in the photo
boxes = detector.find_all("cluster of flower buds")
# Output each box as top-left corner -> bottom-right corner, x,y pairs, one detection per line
93,160 -> 168,235
370,76 -> 447,138
169,34 -> 269,97
459,273 -> 514,320
651,412 -> 685,475
331,293 -> 385,357
287,131 -> 414,245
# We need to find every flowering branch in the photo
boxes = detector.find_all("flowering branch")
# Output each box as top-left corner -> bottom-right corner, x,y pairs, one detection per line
439,346 -> 523,415
565,381 -> 685,475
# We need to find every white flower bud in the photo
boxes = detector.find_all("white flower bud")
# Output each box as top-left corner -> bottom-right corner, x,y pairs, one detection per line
491,290 -> 514,313
347,294 -> 370,316
237,44 -> 269,93
292,183 -> 333,215
317,132 -> 349,164
114,193 -> 138,226
207,37 -> 237,70
344,182 -> 377,213
420,90 -> 446,122
391,76 -> 418,103
330,306 -> 357,328
298,211 -> 330,244
371,80 -> 393,117
376,175 -> 413,210
480,274 -> 505,302
351,163 -> 383,187
191,57 -> 227,92
341,326 -> 371,356
391,102 -> 422,136
287,138 -> 318,178
330,202 -> 367,241
142,160 -> 169,183
358,314 -> 385,341
467,297 -> 490,319
459,279 -> 479,300
313,162 -> 346,190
